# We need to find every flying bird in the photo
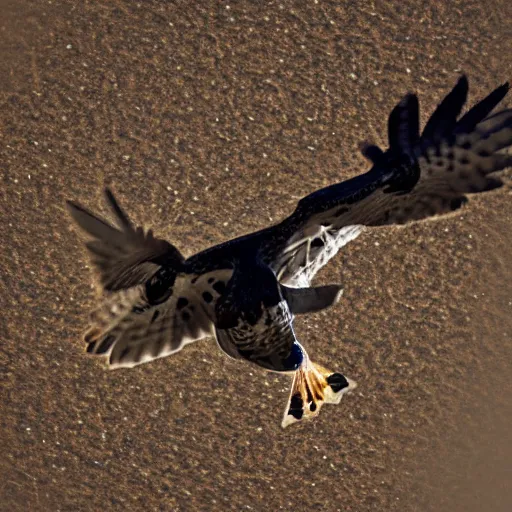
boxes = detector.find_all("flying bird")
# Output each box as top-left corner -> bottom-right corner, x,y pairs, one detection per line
68,76 -> 512,427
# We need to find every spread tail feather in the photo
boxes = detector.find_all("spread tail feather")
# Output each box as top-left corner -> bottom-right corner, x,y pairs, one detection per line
282,358 -> 356,428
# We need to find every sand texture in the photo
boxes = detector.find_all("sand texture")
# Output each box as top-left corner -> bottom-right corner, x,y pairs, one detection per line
1,1 -> 511,510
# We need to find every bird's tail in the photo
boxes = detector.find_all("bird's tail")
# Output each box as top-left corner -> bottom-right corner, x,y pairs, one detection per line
281,356 -> 356,428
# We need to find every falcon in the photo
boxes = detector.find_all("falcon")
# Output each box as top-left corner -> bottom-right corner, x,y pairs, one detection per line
68,76 -> 512,427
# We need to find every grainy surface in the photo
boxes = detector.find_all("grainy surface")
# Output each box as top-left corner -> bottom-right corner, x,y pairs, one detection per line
1,1 -> 511,511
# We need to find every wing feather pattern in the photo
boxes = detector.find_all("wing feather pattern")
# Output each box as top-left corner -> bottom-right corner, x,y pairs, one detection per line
82,269 -> 233,369
270,76 -> 511,286
67,189 -> 184,291
68,190 -> 234,368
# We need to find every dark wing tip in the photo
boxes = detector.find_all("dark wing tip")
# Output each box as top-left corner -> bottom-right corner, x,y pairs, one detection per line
494,80 -> 510,95
395,92 -> 419,120
359,142 -> 385,164
489,80 -> 510,104
66,199 -> 91,222
401,91 -> 419,105
457,74 -> 469,89
66,195 -> 121,242
66,200 -> 86,227
455,79 -> 510,134
387,92 -> 420,157
104,187 -> 115,204
451,74 -> 469,99
455,74 -> 470,103
104,187 -> 134,232
66,199 -> 78,213
66,198 -> 81,211
421,76 -> 469,142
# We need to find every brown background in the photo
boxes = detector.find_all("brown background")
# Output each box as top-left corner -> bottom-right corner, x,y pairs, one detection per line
1,1 -> 511,511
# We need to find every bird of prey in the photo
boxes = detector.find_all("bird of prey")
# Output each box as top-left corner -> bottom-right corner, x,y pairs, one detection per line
68,76 -> 511,428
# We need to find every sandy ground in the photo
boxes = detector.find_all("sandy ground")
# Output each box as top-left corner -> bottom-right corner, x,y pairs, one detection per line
1,1 -> 511,510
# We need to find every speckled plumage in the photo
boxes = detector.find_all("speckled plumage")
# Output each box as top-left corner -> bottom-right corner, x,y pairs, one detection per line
68,76 -> 512,427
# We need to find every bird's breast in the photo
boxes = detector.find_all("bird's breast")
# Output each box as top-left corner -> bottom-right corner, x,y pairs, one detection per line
216,300 -> 301,371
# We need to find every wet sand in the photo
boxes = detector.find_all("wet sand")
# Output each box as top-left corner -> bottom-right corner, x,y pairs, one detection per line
1,1 -> 511,510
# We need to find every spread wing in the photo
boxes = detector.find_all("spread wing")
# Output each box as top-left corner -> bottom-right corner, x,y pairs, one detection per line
67,189 -> 184,291
68,190 -> 234,368
82,269 -> 233,369
268,76 -> 511,286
